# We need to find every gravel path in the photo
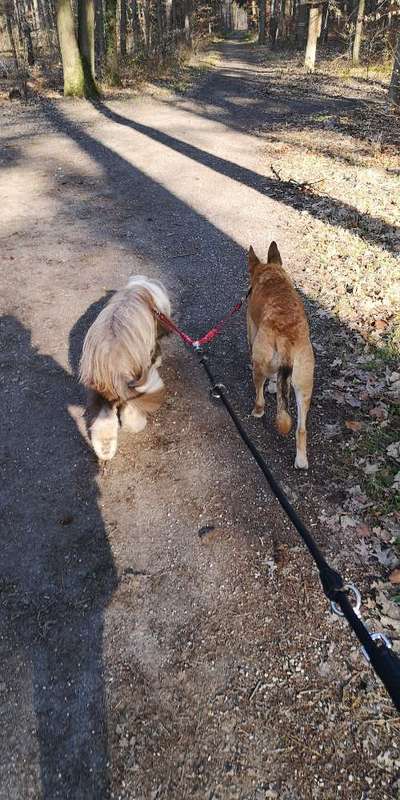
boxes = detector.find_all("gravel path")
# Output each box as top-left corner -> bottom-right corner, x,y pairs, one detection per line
1,39 -> 398,800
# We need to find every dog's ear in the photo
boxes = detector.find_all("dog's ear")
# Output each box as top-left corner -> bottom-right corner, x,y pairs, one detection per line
267,241 -> 282,265
248,246 -> 259,273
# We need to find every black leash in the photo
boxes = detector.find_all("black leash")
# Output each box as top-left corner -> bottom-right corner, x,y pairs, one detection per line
196,348 -> 400,712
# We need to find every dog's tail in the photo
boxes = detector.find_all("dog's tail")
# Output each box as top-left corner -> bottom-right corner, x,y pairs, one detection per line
276,364 -> 293,435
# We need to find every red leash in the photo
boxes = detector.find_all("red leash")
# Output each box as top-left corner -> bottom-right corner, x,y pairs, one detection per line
154,291 -> 250,349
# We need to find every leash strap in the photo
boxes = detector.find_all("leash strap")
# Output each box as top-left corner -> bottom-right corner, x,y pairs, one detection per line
196,349 -> 400,712
154,291 -> 250,349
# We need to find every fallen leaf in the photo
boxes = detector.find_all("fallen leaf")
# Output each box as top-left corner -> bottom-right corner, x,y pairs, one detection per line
392,471 -> 400,490
389,568 -> 400,585
355,540 -> 370,561
345,394 -> 362,408
345,420 -> 363,432
332,390 -> 345,404
333,378 -> 347,389
354,523 -> 371,537
374,319 -> 389,331
387,442 -> 400,462
364,462 -> 380,475
341,514 -> 359,530
324,422 -> 341,438
371,542 -> 398,568
369,405 -> 389,421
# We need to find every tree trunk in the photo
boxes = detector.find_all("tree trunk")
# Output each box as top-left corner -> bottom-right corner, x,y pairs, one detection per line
304,3 -> 321,72
389,32 -> 400,108
184,0 -> 192,45
156,0 -> 164,55
13,0 -> 24,47
78,0 -> 98,94
258,0 -> 266,43
321,3 -> 329,44
22,18 -> 35,65
120,0 -> 127,57
95,0 -> 105,69
165,0 -> 172,30
104,0 -> 120,83
352,0 -> 365,65
295,0 -> 307,47
5,2 -> 19,69
56,0 -> 87,96
130,0 -> 141,49
143,0 -> 151,53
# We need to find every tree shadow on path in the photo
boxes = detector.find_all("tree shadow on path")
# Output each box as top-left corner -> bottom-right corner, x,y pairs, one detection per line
90,100 -> 399,254
0,315 -> 117,799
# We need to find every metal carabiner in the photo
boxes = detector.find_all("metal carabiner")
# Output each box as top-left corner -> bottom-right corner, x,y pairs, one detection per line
210,383 -> 225,400
331,583 -> 362,618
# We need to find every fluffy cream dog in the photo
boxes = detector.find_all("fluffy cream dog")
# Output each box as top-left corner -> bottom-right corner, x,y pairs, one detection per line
79,275 -> 171,460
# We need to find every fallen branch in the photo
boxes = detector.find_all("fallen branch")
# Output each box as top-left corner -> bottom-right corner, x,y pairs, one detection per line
270,163 -> 325,194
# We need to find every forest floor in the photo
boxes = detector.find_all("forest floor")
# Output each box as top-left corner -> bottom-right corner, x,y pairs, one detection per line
1,37 -> 400,800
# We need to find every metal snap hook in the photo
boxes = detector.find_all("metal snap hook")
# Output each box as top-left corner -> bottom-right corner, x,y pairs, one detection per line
210,383 -> 225,400
331,583 -> 362,618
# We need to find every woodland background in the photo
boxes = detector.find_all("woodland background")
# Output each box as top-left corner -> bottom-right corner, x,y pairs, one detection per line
0,0 -> 399,105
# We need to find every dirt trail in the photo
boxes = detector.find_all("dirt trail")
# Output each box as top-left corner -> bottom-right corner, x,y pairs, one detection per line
0,39 -> 398,800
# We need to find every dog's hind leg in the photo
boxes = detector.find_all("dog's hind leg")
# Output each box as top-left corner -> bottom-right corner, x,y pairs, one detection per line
251,335 -> 275,418
276,365 -> 293,435
120,401 -> 147,433
90,403 -> 119,461
292,346 -> 314,469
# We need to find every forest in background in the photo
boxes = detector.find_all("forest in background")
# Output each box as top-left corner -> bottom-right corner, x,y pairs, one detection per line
0,0 -> 399,104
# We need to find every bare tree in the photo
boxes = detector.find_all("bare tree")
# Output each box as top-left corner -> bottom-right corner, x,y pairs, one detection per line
3,0 -> 19,69
352,0 -> 365,64
304,2 -> 322,71
21,16 -> 35,65
296,0 -> 308,46
78,0 -> 97,91
184,0 -> 192,44
130,0 -> 141,49
120,0 -> 127,57
389,30 -> 400,108
104,0 -> 120,83
258,0 -> 266,43
165,0 -> 173,29
56,0 -> 96,96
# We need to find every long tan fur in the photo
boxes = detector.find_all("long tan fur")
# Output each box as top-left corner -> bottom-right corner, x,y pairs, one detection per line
247,243 -> 314,469
79,275 -> 171,460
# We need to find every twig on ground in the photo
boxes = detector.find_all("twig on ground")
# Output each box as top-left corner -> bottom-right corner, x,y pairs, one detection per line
247,679 -> 262,702
270,163 -> 325,194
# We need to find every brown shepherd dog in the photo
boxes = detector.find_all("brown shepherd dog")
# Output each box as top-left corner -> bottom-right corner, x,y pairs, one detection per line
247,242 -> 314,469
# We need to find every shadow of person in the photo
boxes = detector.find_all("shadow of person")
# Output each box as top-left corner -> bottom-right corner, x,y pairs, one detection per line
0,315 -> 118,799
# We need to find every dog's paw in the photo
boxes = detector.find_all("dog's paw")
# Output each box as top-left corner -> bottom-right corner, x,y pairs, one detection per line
267,377 -> 277,394
90,409 -> 119,461
252,406 -> 265,418
120,404 -> 147,433
294,453 -> 309,470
